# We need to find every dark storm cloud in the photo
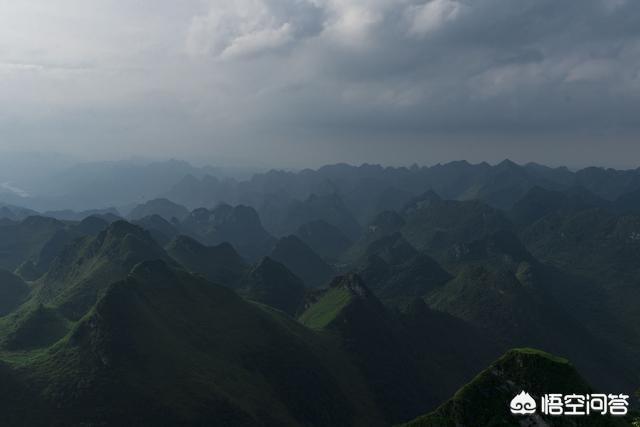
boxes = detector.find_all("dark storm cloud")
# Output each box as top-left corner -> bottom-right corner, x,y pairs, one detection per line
1,0 -> 640,166
264,0 -> 640,134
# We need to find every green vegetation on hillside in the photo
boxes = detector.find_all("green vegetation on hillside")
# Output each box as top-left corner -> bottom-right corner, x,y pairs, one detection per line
403,348 -> 628,427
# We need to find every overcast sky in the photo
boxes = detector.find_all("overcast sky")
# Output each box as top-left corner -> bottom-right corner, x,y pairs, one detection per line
1,0 -> 640,168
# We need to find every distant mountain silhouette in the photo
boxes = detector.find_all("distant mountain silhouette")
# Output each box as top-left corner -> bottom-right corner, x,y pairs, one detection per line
241,257 -> 306,315
510,185 -> 608,225
43,207 -> 121,222
0,204 -> 38,221
278,193 -> 362,240
270,235 -> 335,288
358,233 -> 451,306
166,235 -> 247,287
401,195 -> 513,257
294,220 -> 352,261
128,198 -> 189,222
132,214 -> 180,246
181,204 -> 276,260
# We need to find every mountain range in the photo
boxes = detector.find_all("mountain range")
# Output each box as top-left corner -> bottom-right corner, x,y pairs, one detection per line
0,160 -> 640,425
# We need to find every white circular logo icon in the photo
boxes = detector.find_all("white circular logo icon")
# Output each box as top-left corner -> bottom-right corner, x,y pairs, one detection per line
510,391 -> 537,415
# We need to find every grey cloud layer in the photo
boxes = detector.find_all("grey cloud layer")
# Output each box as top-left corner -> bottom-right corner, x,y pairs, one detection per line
1,0 -> 639,166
